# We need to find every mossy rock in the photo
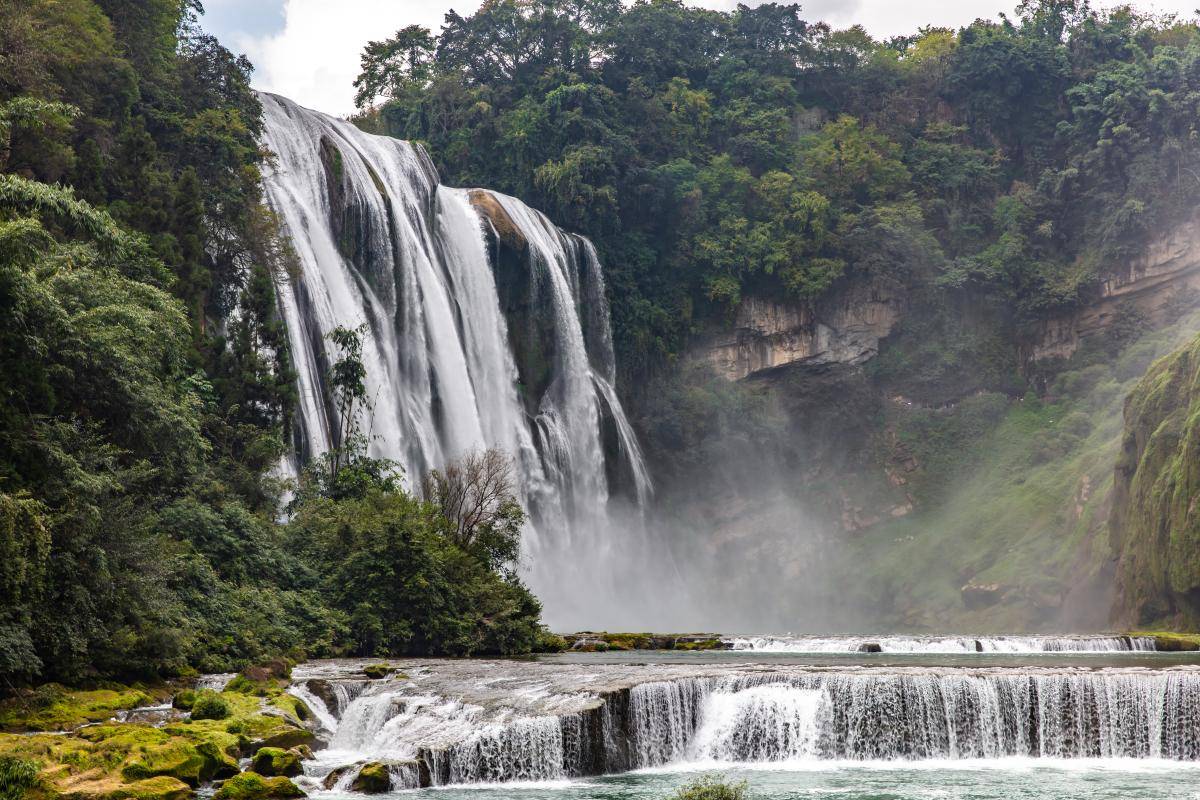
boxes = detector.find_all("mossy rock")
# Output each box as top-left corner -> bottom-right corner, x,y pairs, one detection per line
118,735 -> 233,785
361,664 -> 392,680
0,685 -> 157,732
213,772 -> 305,800
349,762 -> 390,793
170,691 -> 196,712
1130,631 -> 1200,651
250,747 -> 301,778
190,691 -> 231,721
257,726 -> 314,751
105,775 -> 194,800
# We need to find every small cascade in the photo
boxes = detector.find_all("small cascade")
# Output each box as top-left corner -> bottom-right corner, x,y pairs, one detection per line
728,634 -> 1157,654
292,663 -> 1200,788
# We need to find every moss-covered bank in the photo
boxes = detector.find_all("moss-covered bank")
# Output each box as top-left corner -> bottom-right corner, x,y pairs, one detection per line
1111,331 -> 1200,628
0,666 -> 312,799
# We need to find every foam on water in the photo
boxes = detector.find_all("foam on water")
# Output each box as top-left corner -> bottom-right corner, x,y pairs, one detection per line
727,635 -> 1157,654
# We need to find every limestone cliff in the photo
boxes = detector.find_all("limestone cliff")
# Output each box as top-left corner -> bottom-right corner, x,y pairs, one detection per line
1030,218 -> 1200,362
1110,332 -> 1200,628
693,278 -> 902,381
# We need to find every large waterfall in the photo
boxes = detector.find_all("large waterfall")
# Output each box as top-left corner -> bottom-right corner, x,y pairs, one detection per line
258,93 -> 658,626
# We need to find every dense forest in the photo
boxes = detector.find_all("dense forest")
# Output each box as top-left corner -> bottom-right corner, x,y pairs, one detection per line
6,0 -> 1200,685
357,0 -> 1200,384
0,0 -> 549,689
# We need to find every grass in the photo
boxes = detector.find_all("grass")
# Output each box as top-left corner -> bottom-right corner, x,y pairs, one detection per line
672,775 -> 748,800
843,309 -> 1200,631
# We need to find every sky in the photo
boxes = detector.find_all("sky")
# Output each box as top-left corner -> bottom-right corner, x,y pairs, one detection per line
200,0 -> 1200,116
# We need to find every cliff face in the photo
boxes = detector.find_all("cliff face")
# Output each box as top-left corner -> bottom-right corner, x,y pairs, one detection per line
693,277 -> 903,381
1110,332 -> 1200,628
1030,217 -> 1200,362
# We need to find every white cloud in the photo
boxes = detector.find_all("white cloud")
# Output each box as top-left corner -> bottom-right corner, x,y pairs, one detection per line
240,0 -> 484,116
241,0 -> 1200,117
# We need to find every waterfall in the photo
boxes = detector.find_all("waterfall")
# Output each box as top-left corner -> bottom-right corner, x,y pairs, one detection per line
257,93 -> 655,625
296,666 -> 1200,787
727,635 -> 1157,654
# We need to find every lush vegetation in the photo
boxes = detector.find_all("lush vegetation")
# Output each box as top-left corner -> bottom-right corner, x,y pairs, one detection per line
0,0 -> 549,690
357,0 -> 1200,380
671,775 -> 748,800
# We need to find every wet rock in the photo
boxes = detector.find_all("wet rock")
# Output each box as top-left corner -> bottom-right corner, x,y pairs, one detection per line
250,746 -> 302,778
213,772 -> 305,799
468,189 -> 527,252
856,642 -> 882,653
350,762 -> 391,794
256,725 -> 315,752
302,679 -> 337,711
361,663 -> 393,679
322,764 -> 355,790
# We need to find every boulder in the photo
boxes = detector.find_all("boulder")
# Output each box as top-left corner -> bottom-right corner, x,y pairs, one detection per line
257,726 -> 314,751
361,663 -> 392,680
213,772 -> 305,800
350,762 -> 391,794
856,642 -> 883,653
250,747 -> 302,778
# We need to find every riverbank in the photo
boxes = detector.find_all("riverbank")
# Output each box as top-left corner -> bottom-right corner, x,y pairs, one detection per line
7,635 -> 1200,799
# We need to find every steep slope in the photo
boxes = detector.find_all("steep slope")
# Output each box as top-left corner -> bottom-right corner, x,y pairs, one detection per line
1111,331 -> 1200,628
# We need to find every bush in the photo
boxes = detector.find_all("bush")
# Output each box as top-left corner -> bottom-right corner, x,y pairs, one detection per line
672,775 -> 748,800
0,756 -> 40,800
190,690 -> 231,721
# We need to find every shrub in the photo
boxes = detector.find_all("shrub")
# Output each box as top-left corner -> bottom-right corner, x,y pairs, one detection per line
0,756 -> 40,800
190,690 -> 231,721
672,775 -> 748,800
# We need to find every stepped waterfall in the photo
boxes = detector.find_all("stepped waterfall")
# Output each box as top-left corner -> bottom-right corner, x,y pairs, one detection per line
258,93 -> 657,626
290,661 -> 1200,791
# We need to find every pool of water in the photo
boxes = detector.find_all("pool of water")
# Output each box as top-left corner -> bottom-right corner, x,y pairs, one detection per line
310,759 -> 1200,799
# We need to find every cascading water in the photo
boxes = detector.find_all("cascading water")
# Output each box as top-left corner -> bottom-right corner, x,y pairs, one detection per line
290,659 -> 1200,791
257,93 -> 659,626
727,634 -> 1158,654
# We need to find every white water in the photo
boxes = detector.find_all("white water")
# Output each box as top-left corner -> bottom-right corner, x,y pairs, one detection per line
290,659 -> 1200,790
258,93 -> 657,626
727,635 -> 1156,654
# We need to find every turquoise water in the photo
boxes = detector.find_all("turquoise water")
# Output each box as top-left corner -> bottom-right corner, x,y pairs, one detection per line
313,760 -> 1200,799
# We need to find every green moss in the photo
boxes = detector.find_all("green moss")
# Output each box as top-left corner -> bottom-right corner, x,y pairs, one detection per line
0,678 -> 308,798
110,775 -> 193,800
673,639 -> 722,651
361,663 -> 392,680
214,772 -> 305,800
0,685 -> 157,732
350,761 -> 390,793
171,690 -> 196,712
250,747 -> 301,778
190,690 -> 231,721
1127,631 -> 1200,651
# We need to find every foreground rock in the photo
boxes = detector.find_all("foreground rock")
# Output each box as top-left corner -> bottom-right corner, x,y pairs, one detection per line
0,665 -> 318,799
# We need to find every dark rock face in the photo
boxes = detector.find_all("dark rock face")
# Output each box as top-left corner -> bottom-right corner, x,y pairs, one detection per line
1110,331 -> 1200,628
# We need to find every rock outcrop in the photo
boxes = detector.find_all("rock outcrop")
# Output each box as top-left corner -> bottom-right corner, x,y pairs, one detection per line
694,278 -> 902,381
1030,218 -> 1200,361
1109,330 -> 1200,627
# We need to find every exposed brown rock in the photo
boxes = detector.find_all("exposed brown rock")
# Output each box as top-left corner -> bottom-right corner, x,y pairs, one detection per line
468,189 -> 527,252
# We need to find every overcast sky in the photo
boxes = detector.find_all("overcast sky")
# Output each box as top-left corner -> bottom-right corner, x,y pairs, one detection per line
201,0 -> 1200,116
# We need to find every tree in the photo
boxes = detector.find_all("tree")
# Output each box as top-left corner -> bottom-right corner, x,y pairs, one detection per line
354,26 -> 436,110
422,449 -> 526,571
